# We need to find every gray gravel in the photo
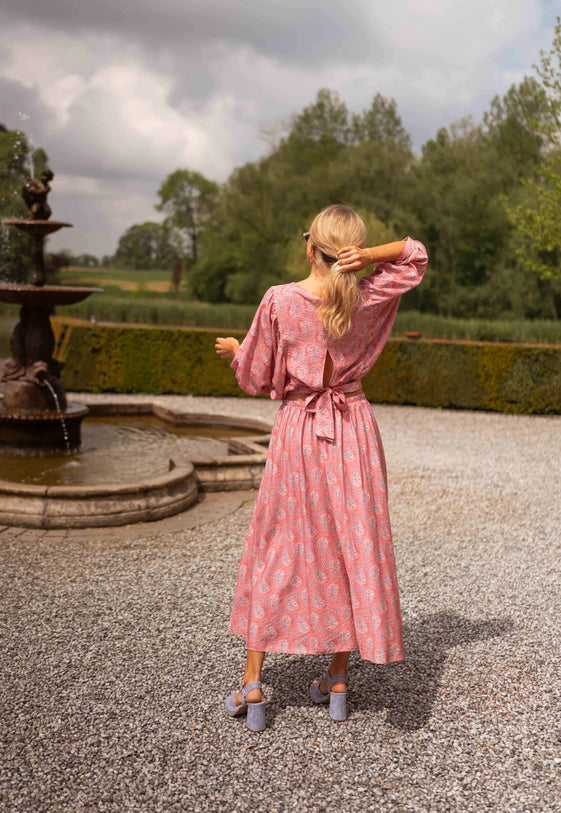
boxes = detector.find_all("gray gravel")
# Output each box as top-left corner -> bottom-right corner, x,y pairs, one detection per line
1,397 -> 560,812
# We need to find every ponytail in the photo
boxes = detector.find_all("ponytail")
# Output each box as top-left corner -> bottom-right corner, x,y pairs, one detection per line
308,205 -> 367,339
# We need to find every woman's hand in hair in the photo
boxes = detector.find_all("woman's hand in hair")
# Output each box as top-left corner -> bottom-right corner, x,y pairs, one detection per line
336,246 -> 373,272
215,337 -> 240,359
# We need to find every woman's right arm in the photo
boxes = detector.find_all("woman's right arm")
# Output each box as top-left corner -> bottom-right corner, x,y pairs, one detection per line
337,240 -> 407,270
338,237 -> 428,303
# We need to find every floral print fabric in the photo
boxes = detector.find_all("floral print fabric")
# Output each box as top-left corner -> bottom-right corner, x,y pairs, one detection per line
229,237 -> 428,662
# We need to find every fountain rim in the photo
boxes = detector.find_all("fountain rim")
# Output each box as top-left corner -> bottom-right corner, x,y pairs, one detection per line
0,457 -> 195,498
0,283 -> 103,305
0,283 -> 103,293
2,218 -> 73,227
0,402 -> 89,421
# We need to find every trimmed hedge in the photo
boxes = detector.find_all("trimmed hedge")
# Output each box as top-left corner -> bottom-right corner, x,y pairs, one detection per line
52,318 -> 561,414
363,338 -> 561,414
53,318 -> 245,398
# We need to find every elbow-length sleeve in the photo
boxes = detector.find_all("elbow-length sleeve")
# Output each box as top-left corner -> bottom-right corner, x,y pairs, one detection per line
230,287 -> 284,398
360,236 -> 428,305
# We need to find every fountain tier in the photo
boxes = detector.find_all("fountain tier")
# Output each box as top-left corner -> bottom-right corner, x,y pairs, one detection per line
0,167 -> 102,447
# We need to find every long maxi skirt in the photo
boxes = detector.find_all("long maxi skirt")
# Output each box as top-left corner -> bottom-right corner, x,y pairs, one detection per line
228,394 -> 404,664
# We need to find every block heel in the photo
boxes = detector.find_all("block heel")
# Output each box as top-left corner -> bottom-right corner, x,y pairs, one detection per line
225,680 -> 267,731
310,670 -> 349,721
329,690 -> 347,722
246,700 -> 267,732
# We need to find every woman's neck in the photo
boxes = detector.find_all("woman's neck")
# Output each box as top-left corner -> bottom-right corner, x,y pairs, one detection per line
296,263 -> 331,293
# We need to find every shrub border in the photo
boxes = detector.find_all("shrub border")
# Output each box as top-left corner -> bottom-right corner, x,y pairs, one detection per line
52,317 -> 561,415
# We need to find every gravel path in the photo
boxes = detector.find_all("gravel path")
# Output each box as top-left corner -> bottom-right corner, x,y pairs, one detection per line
1,396 -> 560,812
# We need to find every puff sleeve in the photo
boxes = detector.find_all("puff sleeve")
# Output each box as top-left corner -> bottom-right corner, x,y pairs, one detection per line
230,287 -> 284,398
360,236 -> 428,304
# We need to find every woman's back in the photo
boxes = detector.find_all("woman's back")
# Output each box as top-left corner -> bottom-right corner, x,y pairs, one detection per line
232,236 -> 428,400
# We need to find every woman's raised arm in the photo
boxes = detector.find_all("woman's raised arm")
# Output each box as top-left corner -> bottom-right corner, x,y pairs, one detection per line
337,240 -> 407,271
339,237 -> 427,304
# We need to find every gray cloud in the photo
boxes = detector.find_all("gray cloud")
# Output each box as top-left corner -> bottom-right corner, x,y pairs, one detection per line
46,177 -> 162,259
0,76 -> 54,136
0,0 -> 382,67
0,1 -> 553,255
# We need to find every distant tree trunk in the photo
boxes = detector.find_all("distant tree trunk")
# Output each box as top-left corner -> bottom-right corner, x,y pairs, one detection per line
172,258 -> 182,292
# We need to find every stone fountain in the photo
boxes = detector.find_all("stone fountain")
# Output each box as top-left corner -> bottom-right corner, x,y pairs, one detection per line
0,168 -> 101,447
0,168 -> 271,528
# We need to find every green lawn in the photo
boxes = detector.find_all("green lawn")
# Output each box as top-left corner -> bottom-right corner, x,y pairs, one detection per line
391,311 -> 561,344
58,291 -> 561,344
62,266 -> 175,293
0,285 -> 559,346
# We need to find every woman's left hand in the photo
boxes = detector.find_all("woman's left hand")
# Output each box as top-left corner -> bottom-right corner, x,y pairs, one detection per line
337,246 -> 372,272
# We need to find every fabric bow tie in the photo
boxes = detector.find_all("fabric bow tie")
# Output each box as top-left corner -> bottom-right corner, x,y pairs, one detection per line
303,385 -> 358,442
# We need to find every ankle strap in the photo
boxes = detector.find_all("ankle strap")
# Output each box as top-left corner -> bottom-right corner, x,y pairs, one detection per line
241,681 -> 262,702
328,673 -> 349,691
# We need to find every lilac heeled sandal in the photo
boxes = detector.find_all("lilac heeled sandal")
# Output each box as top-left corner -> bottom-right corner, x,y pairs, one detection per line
310,672 -> 349,721
225,680 -> 267,731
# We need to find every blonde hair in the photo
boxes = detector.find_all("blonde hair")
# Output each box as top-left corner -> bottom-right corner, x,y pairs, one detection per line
308,205 -> 367,339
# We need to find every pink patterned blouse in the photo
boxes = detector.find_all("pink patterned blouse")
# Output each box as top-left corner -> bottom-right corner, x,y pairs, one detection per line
231,236 -> 428,439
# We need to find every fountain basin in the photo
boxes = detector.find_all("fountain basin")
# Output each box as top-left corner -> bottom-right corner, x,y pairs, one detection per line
0,401 -> 88,447
0,460 -> 198,529
2,219 -> 72,237
0,284 -> 102,306
0,403 -> 271,528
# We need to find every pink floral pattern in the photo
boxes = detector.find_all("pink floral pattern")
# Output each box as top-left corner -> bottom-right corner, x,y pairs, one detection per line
229,237 -> 428,662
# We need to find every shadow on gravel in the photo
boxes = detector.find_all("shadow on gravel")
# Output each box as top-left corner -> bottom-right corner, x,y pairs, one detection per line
262,611 -> 514,732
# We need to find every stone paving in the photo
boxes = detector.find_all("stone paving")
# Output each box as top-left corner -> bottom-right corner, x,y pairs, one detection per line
1,394 -> 560,812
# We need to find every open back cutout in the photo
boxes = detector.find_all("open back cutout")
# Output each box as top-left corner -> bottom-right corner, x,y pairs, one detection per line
323,349 -> 334,387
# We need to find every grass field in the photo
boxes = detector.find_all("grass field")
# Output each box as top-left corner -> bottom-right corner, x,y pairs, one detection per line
392,311 -> 561,344
63,266 -> 175,293
0,301 -> 560,346
0,266 -> 559,347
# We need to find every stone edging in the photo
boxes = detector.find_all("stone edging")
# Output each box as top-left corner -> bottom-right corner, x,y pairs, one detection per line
0,403 -> 272,529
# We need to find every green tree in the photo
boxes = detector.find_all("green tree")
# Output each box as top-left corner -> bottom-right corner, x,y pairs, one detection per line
409,73 -> 553,318
351,93 -> 412,150
0,125 -> 38,282
288,88 -> 352,146
504,18 -> 561,285
71,253 -> 100,268
409,119 -> 504,315
155,169 -> 219,265
188,89 -> 416,303
483,77 -> 546,177
190,162 -> 288,303
186,76 -> 560,316
114,221 -> 179,270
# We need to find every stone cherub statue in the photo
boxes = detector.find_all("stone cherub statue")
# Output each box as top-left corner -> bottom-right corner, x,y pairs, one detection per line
2,306 -> 67,410
22,167 -> 54,220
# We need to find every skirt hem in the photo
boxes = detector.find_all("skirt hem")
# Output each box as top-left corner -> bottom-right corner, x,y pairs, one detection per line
230,630 -> 404,665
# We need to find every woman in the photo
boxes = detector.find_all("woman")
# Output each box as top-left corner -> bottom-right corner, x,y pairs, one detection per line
215,205 -> 427,731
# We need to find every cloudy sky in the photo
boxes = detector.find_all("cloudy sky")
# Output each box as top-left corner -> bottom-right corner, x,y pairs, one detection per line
0,0 -> 557,258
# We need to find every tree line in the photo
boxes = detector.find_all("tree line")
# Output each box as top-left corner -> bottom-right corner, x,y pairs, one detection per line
113,21 -> 561,319
2,20 -> 561,320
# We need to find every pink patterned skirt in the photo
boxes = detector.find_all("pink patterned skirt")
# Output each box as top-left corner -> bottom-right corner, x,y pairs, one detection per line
229,394 -> 404,664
